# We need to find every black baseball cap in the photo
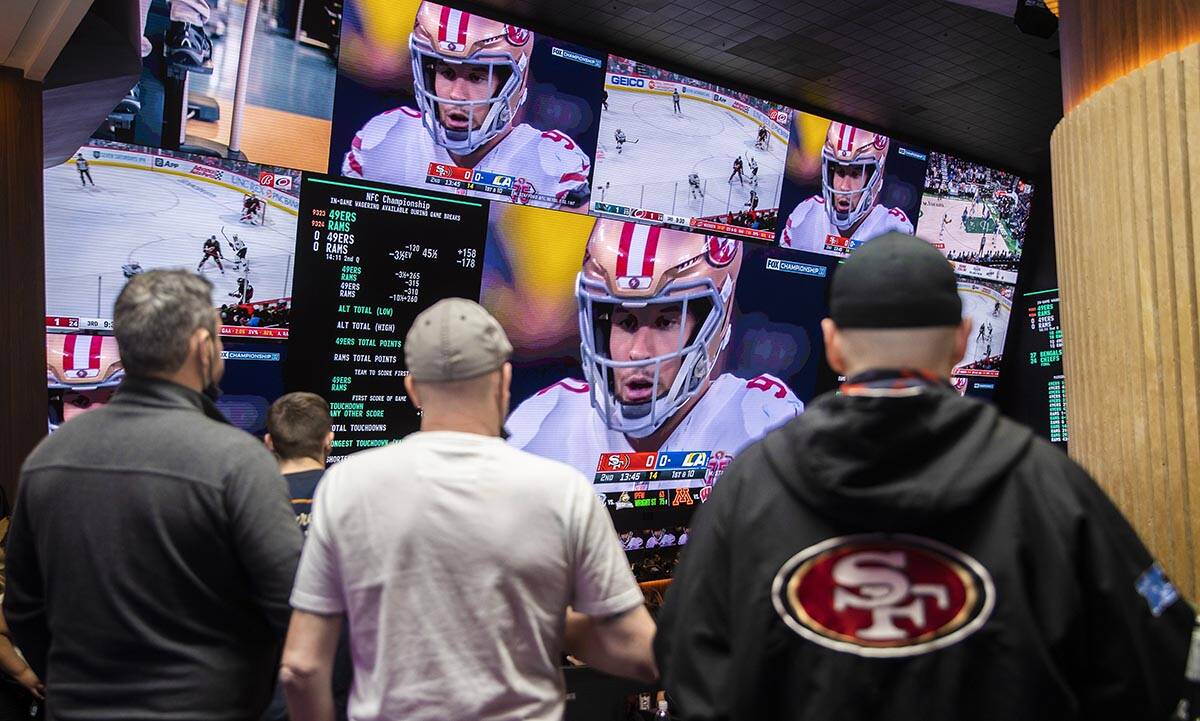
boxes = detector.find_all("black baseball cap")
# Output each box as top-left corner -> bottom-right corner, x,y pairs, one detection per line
829,233 -> 962,329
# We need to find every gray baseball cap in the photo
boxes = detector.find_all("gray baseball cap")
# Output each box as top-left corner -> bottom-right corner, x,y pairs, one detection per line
404,298 -> 512,382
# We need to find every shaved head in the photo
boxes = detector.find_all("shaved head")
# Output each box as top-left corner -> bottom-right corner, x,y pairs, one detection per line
404,364 -> 512,437
822,318 -> 972,379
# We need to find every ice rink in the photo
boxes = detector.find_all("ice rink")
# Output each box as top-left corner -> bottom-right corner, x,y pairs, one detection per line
593,88 -> 787,217
955,281 -> 1011,370
918,195 -> 1011,256
44,162 -> 298,319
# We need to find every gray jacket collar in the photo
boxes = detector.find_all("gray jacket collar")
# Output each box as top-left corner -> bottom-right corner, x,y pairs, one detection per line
113,376 -> 230,425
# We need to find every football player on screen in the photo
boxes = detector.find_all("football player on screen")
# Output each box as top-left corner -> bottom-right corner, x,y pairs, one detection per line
780,122 -> 913,254
507,220 -> 804,479
342,3 -> 592,210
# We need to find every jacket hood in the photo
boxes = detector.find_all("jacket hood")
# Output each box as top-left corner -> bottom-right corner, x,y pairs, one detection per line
763,384 -> 1033,529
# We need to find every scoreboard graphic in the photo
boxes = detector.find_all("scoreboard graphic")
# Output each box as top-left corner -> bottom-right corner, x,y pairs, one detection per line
425,163 -> 564,207
592,450 -> 733,510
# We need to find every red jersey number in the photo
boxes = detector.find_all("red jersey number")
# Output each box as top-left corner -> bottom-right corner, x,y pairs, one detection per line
747,374 -> 789,399
540,130 -> 577,150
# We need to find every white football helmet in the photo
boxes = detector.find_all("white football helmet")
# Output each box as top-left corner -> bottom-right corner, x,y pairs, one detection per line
408,2 -> 533,154
821,121 -> 889,230
576,220 -> 742,437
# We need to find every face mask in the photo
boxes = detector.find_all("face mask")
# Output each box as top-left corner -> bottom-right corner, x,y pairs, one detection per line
201,335 -> 222,402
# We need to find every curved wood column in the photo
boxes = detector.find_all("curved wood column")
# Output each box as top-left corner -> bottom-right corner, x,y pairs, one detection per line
1051,42 -> 1200,598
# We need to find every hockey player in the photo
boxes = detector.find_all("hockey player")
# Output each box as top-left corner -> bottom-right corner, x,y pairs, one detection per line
672,87 -> 682,115
687,172 -> 704,200
342,4 -> 592,211
75,153 -> 95,187
780,122 -> 913,255
602,88 -> 609,111
230,277 -> 254,304
977,322 -> 987,343
197,235 -> 225,274
506,220 -> 805,478
614,128 -> 627,155
224,230 -> 248,272
748,156 -> 759,185
729,156 -> 745,185
745,189 -> 759,214
241,194 -> 262,223
993,300 -> 1001,317
755,125 -> 769,150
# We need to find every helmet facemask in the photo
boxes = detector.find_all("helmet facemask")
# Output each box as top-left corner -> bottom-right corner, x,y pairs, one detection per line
577,273 -> 733,438
822,155 -> 885,230
409,37 -> 527,154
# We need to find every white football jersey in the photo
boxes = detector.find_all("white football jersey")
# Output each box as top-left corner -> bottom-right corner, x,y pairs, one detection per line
506,372 -> 804,479
780,196 -> 914,256
342,106 -> 591,211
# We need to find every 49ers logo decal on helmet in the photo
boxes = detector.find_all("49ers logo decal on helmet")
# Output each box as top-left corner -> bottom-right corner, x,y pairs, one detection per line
504,24 -> 531,46
772,534 -> 994,658
706,236 -> 738,267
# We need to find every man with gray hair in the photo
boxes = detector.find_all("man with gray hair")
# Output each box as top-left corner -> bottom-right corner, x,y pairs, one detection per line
655,234 -> 1199,721
280,298 -> 656,721
5,270 -> 302,721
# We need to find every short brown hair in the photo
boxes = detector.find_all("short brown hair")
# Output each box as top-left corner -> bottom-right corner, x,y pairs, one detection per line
267,393 -> 332,461
114,270 -> 216,377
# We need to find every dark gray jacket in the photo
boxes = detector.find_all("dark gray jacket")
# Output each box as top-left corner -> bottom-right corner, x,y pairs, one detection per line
5,377 -> 303,721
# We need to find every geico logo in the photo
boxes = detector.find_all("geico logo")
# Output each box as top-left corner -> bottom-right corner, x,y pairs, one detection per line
611,75 -> 646,88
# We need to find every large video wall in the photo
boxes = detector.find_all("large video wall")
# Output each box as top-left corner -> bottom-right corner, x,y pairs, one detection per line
45,0 -> 1036,580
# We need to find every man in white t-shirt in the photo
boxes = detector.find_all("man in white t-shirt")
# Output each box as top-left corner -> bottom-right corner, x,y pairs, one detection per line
280,299 -> 656,721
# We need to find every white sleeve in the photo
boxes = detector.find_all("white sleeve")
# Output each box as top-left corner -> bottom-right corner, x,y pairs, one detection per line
565,473 -> 643,618
290,469 -> 346,614
781,201 -> 811,248
342,137 -> 365,179
506,389 -> 558,451
342,111 -> 405,180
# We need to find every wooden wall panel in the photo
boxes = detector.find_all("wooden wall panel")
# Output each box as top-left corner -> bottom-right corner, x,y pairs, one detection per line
1051,42 -> 1200,599
1060,0 -> 1200,112
0,66 -> 47,503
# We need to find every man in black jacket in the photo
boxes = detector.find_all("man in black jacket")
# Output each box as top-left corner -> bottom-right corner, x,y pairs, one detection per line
5,270 -> 303,721
655,233 -> 1199,721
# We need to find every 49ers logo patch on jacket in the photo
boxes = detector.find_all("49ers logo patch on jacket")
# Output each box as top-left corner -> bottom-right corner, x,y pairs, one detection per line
772,534 -> 995,658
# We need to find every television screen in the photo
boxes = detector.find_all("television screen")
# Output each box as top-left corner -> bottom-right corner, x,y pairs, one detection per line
954,277 -> 1013,381
778,112 -> 927,256
917,151 -> 1033,285
284,173 -> 491,462
1006,288 -> 1067,446
101,0 -> 337,172
45,332 -> 287,436
216,340 -> 290,437
591,56 -> 793,242
481,203 -> 832,577
331,0 -> 606,211
44,140 -> 301,339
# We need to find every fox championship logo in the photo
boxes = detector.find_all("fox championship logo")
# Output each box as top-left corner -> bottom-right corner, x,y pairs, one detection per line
772,534 -> 995,658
